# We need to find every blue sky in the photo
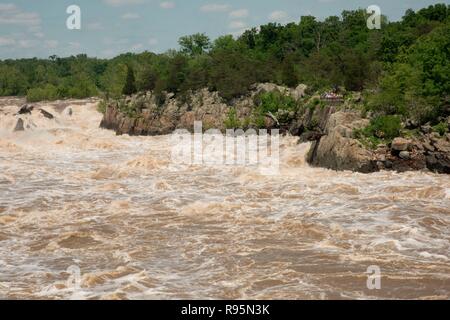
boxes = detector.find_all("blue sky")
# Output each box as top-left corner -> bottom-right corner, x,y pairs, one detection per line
0,0 -> 448,59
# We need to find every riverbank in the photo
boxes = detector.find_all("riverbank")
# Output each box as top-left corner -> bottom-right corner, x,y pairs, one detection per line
99,85 -> 450,174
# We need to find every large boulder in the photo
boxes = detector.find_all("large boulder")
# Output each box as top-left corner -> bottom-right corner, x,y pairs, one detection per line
307,112 -> 378,173
391,137 -> 411,151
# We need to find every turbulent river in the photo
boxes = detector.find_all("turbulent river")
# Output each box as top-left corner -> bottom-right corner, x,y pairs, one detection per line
0,99 -> 449,300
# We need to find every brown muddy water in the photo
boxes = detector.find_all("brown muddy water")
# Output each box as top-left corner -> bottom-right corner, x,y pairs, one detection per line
0,99 -> 449,300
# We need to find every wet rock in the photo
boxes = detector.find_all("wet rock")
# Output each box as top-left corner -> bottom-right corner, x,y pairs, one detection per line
14,118 -> 24,132
426,153 -> 450,174
399,151 -> 411,160
377,161 -> 385,170
17,104 -> 34,115
391,137 -> 411,151
299,131 -> 324,142
40,109 -> 54,119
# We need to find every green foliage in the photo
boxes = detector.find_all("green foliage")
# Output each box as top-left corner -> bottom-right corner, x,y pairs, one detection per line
252,91 -> 298,127
27,84 -> 59,102
97,99 -> 108,114
255,91 -> 297,114
122,65 -> 137,95
354,115 -> 402,148
0,3 -> 448,117
178,33 -> 211,56
433,122 -> 449,136
368,21 -> 450,124
224,108 -> 241,129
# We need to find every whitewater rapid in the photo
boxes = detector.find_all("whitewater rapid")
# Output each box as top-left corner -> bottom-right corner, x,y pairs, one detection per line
0,98 -> 449,299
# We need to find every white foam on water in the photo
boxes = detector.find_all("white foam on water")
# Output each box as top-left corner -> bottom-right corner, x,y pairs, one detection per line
1,98 -> 449,300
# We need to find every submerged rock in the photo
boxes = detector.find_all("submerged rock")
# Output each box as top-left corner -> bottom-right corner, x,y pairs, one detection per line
40,109 -> 54,119
17,104 -> 34,115
14,118 -> 24,132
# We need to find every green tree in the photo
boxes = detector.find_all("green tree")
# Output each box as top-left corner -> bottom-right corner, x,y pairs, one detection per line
122,65 -> 137,95
179,33 -> 211,56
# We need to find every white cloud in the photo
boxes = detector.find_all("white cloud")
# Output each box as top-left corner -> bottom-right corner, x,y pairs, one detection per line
0,3 -> 16,11
17,39 -> 38,49
269,10 -> 289,22
0,4 -> 41,26
45,40 -> 58,49
131,43 -> 143,51
103,0 -> 144,6
101,49 -> 117,58
103,37 -> 129,46
69,42 -> 81,49
121,13 -> 140,19
0,37 -> 15,46
148,38 -> 158,46
231,29 -> 246,38
34,32 -> 45,38
86,22 -> 104,30
200,4 -> 230,13
160,1 -> 175,9
229,9 -> 248,19
229,20 -> 246,30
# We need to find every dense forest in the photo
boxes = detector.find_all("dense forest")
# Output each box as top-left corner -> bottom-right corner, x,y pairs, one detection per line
0,4 -> 449,126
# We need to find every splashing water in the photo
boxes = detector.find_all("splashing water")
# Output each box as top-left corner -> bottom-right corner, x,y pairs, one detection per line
0,99 -> 449,300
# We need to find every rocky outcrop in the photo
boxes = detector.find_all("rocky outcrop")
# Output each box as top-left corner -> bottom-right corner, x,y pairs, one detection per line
424,134 -> 450,174
99,84 -> 449,174
100,84 -> 310,136
307,112 -> 378,173
101,88 -> 230,135
306,111 -> 449,174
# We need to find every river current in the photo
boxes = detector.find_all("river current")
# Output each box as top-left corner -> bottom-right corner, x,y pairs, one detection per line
0,99 -> 449,299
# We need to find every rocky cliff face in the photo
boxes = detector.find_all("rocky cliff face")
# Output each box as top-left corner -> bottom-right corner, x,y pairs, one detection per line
307,111 -> 450,174
99,84 -> 450,174
100,84 -> 308,136
306,112 -> 379,173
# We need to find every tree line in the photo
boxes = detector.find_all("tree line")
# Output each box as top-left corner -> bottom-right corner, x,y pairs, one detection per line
0,4 -> 448,125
